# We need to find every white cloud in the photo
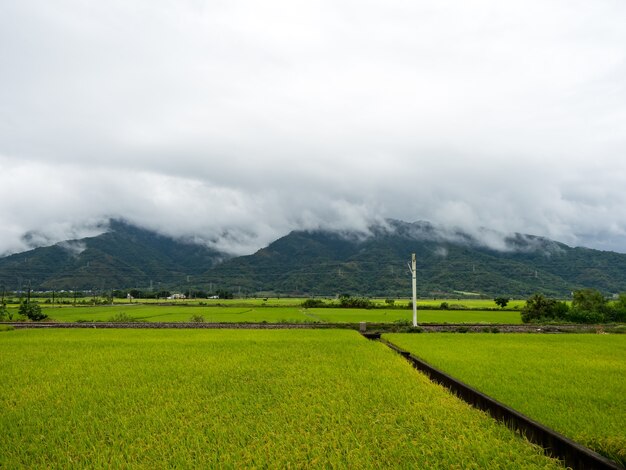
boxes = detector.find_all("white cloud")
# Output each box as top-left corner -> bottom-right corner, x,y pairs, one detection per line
1,0 -> 626,254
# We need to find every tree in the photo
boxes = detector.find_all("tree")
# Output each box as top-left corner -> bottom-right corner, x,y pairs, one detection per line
494,297 -> 510,309
521,294 -> 568,323
156,290 -> 171,299
609,293 -> 626,322
569,288 -> 609,323
571,289 -> 607,314
18,301 -> 48,321
128,289 -> 142,299
0,302 -> 8,321
215,289 -> 233,299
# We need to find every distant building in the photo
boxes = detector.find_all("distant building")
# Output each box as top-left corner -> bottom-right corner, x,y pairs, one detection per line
167,293 -> 186,300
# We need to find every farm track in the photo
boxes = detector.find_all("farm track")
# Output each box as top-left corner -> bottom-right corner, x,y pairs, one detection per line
3,322 -> 608,333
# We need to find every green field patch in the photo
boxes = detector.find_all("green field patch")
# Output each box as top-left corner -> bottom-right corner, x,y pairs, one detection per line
413,298 -> 526,310
384,333 -> 626,466
40,304 -> 522,324
309,308 -> 521,324
43,305 -> 313,323
0,329 -> 562,468
417,309 -> 521,324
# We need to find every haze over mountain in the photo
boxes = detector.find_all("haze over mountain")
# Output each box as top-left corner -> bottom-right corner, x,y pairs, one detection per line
1,219 -> 625,297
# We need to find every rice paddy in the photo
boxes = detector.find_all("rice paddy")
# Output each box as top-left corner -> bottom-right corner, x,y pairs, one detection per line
383,333 -> 626,466
0,329 -> 562,468
29,303 -> 522,324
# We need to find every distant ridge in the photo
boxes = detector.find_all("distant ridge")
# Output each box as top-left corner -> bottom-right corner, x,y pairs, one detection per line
0,220 -> 226,291
1,219 -> 626,296
200,220 -> 626,297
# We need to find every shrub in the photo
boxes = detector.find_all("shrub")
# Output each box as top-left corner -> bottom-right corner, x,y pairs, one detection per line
567,289 -> 622,323
439,302 -> 449,310
18,301 -> 48,321
189,314 -> 206,323
606,308 -> 626,323
521,294 -> 569,323
566,309 -> 605,324
108,312 -> 137,322
302,298 -> 326,308
338,295 -> 372,309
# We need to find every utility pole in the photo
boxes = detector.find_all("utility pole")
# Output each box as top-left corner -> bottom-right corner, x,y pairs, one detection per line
408,253 -> 417,327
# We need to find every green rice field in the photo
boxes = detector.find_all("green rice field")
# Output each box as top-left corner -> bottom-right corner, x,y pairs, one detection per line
0,329 -> 562,468
22,304 -> 522,324
383,333 -> 626,466
42,304 -> 308,323
308,308 -> 521,324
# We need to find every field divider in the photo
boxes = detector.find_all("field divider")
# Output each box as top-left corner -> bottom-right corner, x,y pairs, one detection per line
2,322 -> 607,333
374,336 -> 623,470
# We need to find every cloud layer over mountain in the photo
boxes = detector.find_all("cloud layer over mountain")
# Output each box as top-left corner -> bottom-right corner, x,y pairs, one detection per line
2,0 -> 626,255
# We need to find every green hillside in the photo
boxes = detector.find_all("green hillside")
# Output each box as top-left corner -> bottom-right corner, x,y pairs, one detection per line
0,220 -> 226,290
201,221 -> 626,297
1,219 -> 626,297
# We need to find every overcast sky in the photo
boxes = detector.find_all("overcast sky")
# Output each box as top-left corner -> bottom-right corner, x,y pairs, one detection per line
1,0 -> 626,255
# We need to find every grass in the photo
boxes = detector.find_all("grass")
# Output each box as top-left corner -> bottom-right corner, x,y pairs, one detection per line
36,304 -> 522,324
383,333 -> 626,466
42,305 -> 312,323
0,329 -> 563,468
411,298 -> 526,310
309,308 -> 521,324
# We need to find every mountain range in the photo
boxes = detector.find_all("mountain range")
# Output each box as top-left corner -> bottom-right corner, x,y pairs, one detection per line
1,219 -> 625,297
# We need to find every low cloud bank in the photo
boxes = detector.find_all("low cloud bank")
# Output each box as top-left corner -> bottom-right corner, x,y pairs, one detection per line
1,1 -> 625,255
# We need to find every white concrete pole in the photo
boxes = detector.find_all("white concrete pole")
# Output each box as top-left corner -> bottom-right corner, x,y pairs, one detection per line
412,253 -> 417,327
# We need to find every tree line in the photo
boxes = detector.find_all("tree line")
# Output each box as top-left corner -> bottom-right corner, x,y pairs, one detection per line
521,289 -> 626,323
